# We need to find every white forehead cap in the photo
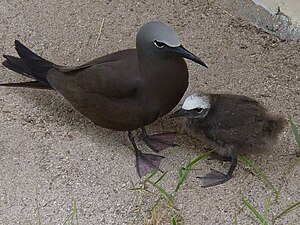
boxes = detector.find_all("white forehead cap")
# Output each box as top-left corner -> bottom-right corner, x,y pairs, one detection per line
182,94 -> 210,110
137,21 -> 181,47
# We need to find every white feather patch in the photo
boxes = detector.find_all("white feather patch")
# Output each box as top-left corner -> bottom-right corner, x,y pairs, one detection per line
182,94 -> 210,110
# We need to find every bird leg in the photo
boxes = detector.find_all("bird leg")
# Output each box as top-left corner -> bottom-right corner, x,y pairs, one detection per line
140,127 -> 177,153
208,152 -> 232,162
197,155 -> 237,188
128,131 -> 165,178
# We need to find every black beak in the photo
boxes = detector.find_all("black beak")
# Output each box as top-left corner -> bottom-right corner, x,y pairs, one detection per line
170,45 -> 208,68
169,108 -> 188,119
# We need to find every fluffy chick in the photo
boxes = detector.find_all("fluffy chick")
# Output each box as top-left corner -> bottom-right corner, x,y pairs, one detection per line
171,93 -> 286,187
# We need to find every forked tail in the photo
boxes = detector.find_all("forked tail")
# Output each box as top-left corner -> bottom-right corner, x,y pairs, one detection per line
1,40 -> 54,88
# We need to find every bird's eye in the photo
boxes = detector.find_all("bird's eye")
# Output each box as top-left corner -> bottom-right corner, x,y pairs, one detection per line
154,40 -> 165,49
194,108 -> 203,113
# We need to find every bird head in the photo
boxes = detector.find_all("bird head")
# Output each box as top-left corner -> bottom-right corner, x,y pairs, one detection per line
170,93 -> 211,119
136,21 -> 207,68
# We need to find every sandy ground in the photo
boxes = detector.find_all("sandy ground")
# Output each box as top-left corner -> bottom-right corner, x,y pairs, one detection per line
0,0 -> 299,224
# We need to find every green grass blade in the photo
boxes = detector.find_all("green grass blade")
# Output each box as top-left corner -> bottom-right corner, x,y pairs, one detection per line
184,149 -> 215,169
277,156 -> 300,200
150,196 -> 162,212
263,195 -> 271,221
35,187 -> 41,225
155,171 -> 168,184
277,118 -> 300,200
144,170 -> 158,182
178,168 -> 183,177
273,200 -> 300,223
175,149 -> 214,192
175,167 -> 191,192
233,213 -> 238,225
284,157 -> 300,176
289,116 -> 300,149
172,216 -> 178,225
243,199 -> 269,225
240,155 -> 277,195
62,201 -> 78,225
146,180 -> 174,206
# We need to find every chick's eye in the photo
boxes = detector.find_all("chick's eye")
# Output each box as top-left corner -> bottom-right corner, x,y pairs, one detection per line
154,40 -> 165,49
194,108 -> 203,113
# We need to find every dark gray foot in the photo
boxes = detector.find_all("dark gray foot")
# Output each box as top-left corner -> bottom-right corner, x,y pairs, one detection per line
141,127 -> 177,152
198,155 -> 237,188
136,153 -> 165,178
128,130 -> 165,178
197,169 -> 232,187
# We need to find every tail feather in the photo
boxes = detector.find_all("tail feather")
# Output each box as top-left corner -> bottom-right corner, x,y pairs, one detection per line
0,81 -> 52,89
273,116 -> 287,134
3,55 -> 34,79
14,40 -> 53,77
1,40 -> 54,88
265,116 -> 286,138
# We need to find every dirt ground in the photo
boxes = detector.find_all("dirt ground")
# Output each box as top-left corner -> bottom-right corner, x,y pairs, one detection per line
0,0 -> 299,224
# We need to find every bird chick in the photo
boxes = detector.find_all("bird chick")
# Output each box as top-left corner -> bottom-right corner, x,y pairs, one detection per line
170,92 -> 286,187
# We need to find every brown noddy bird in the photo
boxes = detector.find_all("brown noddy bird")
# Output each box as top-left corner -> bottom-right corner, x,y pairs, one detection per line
1,21 -> 207,177
170,92 -> 286,187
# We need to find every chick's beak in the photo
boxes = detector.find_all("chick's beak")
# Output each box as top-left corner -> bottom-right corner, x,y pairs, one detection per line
169,108 -> 188,118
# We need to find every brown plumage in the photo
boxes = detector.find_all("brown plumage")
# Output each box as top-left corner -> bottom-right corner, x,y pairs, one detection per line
1,21 -> 207,178
170,92 -> 286,187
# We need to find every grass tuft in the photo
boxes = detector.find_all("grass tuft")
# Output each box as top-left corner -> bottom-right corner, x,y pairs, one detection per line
242,117 -> 300,224
145,179 -> 174,207
130,149 -> 213,224
26,189 -> 78,225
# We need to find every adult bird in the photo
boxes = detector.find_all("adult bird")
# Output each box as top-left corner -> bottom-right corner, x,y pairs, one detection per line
1,21 -> 207,177
170,92 -> 285,187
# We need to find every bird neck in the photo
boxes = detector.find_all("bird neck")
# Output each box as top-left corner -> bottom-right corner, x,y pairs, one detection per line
138,52 -> 187,79
135,50 -> 188,117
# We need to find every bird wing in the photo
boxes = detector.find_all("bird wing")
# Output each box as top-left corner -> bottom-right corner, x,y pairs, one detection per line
204,95 -> 265,147
47,49 -> 139,99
